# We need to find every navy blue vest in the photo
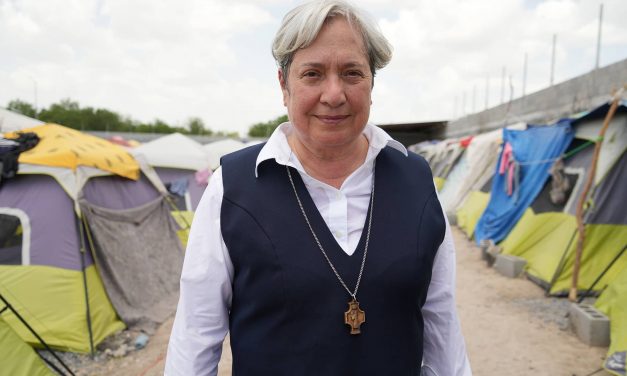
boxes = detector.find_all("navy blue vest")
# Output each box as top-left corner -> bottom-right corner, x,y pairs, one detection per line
221,145 -> 445,376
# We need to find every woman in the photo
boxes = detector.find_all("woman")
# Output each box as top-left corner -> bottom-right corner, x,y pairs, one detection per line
165,1 -> 471,375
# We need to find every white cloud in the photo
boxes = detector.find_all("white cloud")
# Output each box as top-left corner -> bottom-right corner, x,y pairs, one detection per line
1,0 -> 626,135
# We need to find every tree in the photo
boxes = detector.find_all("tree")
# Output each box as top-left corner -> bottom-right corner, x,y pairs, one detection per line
38,99 -> 83,129
5,97 -> 234,136
248,114 -> 288,137
6,99 -> 38,118
188,117 -> 213,136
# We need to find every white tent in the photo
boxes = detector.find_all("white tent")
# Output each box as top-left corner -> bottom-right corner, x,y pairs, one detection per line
132,133 -> 211,210
203,139 -> 247,170
0,108 -> 43,133
133,133 -> 210,171
444,129 -> 503,215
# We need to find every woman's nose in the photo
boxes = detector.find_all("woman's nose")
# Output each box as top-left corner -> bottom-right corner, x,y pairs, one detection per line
320,76 -> 347,107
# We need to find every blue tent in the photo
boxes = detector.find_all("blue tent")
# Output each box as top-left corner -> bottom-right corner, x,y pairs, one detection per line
474,121 -> 574,244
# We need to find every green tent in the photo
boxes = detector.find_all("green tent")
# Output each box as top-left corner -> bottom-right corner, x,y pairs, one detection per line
0,316 -> 53,376
498,102 -> 627,375
596,266 -> 627,375
500,103 -> 627,295
1,123 -> 182,353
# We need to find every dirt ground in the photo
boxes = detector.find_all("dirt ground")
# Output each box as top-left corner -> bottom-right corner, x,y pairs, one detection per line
73,227 -> 610,376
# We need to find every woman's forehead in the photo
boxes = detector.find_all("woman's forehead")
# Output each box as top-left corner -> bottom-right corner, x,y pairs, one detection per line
291,18 -> 368,67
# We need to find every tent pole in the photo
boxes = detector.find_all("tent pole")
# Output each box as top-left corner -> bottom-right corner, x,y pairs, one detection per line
76,214 -> 96,357
546,228 -> 578,295
0,294 -> 76,376
577,245 -> 627,304
569,93 -> 621,301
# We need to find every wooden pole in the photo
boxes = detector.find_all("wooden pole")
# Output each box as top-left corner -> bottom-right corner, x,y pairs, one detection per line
568,93 -> 621,301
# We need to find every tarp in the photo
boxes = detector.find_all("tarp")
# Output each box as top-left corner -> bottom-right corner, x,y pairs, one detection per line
0,316 -> 53,376
475,122 -> 574,244
6,124 -> 139,180
80,197 -> 184,329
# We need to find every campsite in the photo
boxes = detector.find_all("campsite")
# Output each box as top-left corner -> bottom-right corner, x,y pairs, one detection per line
0,16 -> 627,370
2,82 -> 626,374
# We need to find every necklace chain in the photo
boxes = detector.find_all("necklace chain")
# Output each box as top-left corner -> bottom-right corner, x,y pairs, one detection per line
286,165 -> 375,300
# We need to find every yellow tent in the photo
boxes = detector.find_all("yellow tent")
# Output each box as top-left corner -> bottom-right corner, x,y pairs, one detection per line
9,124 -> 139,180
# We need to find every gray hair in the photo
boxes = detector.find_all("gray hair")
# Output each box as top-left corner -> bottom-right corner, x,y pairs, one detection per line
272,0 -> 392,80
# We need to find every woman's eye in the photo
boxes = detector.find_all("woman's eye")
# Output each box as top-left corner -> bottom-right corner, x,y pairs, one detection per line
345,70 -> 364,78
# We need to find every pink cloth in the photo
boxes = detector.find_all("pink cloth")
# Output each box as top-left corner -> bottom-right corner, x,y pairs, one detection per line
499,142 -> 515,195
194,168 -> 212,186
499,142 -> 512,174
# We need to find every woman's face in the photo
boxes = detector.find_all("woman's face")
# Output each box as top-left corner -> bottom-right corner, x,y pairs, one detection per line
280,17 -> 372,153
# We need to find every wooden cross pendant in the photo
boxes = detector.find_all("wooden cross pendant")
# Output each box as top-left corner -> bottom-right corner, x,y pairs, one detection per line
344,298 -> 366,335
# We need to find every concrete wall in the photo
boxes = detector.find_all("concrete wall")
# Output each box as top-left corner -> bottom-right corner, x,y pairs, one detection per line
446,59 -> 627,138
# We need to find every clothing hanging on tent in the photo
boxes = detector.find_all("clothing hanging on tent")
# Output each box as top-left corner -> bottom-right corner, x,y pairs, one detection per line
0,132 -> 39,185
475,121 -> 574,244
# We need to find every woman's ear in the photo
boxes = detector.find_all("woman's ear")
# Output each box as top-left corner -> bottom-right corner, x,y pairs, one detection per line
278,69 -> 288,107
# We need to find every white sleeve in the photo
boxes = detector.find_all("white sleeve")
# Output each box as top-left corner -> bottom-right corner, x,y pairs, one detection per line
165,168 -> 233,376
421,213 -> 472,376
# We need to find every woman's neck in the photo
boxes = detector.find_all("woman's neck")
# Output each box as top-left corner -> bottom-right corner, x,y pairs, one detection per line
288,134 -> 369,189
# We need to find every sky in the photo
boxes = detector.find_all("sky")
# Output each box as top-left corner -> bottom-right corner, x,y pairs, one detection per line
1,0 -> 626,136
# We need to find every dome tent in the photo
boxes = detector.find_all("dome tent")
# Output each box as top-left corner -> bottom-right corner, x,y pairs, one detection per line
0,123 -> 183,353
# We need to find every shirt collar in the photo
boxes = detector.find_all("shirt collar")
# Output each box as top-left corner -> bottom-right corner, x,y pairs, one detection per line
254,122 -> 407,177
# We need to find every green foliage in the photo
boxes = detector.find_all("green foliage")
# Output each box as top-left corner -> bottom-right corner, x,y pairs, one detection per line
187,117 -> 213,136
6,97 -> 290,139
4,98 -> 215,135
7,99 -> 37,118
248,114 -> 288,138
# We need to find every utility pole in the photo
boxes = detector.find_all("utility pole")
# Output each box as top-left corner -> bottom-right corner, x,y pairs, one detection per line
485,74 -> 489,110
595,3 -> 604,69
522,52 -> 528,98
500,66 -> 506,104
550,34 -> 556,86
